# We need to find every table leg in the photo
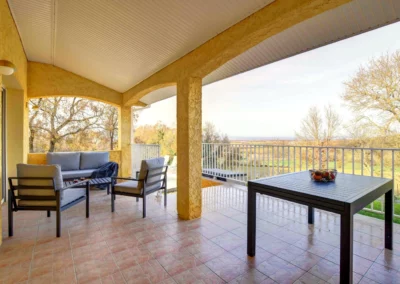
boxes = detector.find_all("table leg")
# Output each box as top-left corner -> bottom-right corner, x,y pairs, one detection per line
247,186 -> 256,257
308,206 -> 314,224
340,211 -> 353,284
107,184 -> 110,195
385,189 -> 393,250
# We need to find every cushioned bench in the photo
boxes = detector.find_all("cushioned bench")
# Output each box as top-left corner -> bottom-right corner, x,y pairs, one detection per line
47,151 -> 109,180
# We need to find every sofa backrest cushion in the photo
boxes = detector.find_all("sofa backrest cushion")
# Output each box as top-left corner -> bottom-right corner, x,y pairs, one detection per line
47,152 -> 81,171
138,157 -> 165,191
16,163 -> 64,199
80,152 -> 109,170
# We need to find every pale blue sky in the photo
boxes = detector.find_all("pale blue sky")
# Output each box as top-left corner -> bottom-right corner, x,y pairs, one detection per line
136,22 -> 400,138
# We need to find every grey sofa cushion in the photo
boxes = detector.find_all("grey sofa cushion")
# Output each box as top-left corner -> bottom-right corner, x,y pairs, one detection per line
47,152 -> 81,171
19,187 -> 86,207
62,169 -> 95,179
114,180 -> 141,194
138,157 -> 165,192
16,164 -> 64,200
61,188 -> 86,206
80,152 -> 109,170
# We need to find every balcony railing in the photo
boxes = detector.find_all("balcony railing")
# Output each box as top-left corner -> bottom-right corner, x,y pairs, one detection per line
132,143 -> 400,217
131,143 -> 160,174
202,143 -> 400,217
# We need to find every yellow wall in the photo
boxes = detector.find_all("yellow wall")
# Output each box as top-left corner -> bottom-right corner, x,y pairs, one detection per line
0,0 -> 29,246
28,62 -> 122,106
0,0 -> 27,90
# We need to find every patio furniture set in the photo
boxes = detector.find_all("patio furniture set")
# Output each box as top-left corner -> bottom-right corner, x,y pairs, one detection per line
6,151 -> 393,283
7,152 -> 168,237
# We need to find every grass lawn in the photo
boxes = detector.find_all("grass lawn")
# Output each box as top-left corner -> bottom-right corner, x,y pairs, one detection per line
358,200 -> 400,224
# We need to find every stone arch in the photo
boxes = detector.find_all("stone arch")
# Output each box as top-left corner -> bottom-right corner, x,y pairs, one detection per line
28,62 -> 123,107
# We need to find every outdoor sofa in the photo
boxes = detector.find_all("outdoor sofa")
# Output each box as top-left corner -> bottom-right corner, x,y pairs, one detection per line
47,151 -> 109,180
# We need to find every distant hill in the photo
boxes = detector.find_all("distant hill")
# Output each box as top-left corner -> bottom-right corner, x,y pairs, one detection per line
229,136 -> 296,141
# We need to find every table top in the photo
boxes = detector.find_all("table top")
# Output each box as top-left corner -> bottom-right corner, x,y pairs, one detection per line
64,177 -> 111,187
249,171 -> 392,204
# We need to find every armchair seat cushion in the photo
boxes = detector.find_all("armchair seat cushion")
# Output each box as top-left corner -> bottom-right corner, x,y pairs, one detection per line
18,188 -> 86,207
114,181 -> 141,194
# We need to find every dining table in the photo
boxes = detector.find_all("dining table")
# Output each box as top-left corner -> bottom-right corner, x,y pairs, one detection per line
247,171 -> 393,283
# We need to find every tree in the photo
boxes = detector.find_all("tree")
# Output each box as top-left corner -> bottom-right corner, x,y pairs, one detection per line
134,122 -> 177,156
202,121 -> 228,143
296,105 -> 341,146
98,105 -> 118,150
343,51 -> 400,135
29,97 -> 103,152
28,98 -> 43,152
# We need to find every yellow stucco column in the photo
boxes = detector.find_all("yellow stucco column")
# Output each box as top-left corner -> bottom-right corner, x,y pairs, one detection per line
121,106 -> 132,177
0,87 -> 27,245
7,88 -> 28,177
177,77 -> 202,220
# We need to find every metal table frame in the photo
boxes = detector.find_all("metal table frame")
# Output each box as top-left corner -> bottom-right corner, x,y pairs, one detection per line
247,171 -> 393,283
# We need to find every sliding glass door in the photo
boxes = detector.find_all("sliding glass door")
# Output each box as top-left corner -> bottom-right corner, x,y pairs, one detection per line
1,88 -> 6,202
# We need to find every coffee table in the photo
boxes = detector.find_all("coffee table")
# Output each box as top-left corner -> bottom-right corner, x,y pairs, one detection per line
247,171 -> 393,283
64,177 -> 112,195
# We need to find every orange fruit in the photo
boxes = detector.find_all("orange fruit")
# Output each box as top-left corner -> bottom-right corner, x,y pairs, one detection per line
314,175 -> 322,181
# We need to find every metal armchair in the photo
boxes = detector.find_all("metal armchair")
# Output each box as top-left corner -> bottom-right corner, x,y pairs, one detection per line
111,157 -> 167,218
8,164 -> 90,237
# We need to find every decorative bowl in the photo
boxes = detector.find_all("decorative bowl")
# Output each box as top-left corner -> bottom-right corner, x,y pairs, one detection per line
309,169 -> 337,182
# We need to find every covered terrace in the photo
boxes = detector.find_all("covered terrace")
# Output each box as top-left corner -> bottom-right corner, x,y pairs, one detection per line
1,0 -> 400,283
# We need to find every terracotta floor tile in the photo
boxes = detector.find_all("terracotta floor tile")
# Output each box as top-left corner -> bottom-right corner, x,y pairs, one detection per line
230,245 -> 273,268
327,271 -> 363,284
2,186 -> 400,283
375,249 -> 400,271
157,248 -> 202,276
256,255 -> 306,284
309,259 -> 339,281
173,264 -> 224,284
290,252 -> 321,271
100,271 -> 125,284
228,268 -> 268,283
293,272 -> 326,284
275,245 -> 305,262
364,262 -> 400,283
29,272 -> 53,284
256,234 -> 289,255
205,252 -> 250,282
210,232 -> 246,251
53,266 -> 77,284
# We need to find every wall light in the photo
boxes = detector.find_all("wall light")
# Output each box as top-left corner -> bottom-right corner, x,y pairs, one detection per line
0,60 -> 16,76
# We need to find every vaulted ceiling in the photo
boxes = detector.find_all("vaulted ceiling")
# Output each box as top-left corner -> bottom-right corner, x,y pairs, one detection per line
7,0 -> 274,93
8,0 -> 400,106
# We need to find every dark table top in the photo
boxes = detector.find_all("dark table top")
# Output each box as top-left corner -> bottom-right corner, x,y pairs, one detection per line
64,177 -> 111,187
249,171 -> 392,204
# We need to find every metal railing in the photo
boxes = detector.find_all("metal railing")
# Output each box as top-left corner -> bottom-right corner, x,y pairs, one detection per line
202,143 -> 400,217
131,143 -> 400,217
131,144 -> 160,174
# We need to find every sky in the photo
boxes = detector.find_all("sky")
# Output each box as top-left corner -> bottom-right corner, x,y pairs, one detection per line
136,22 -> 400,139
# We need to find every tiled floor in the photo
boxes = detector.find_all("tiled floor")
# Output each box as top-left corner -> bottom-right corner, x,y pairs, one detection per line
1,184 -> 400,283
